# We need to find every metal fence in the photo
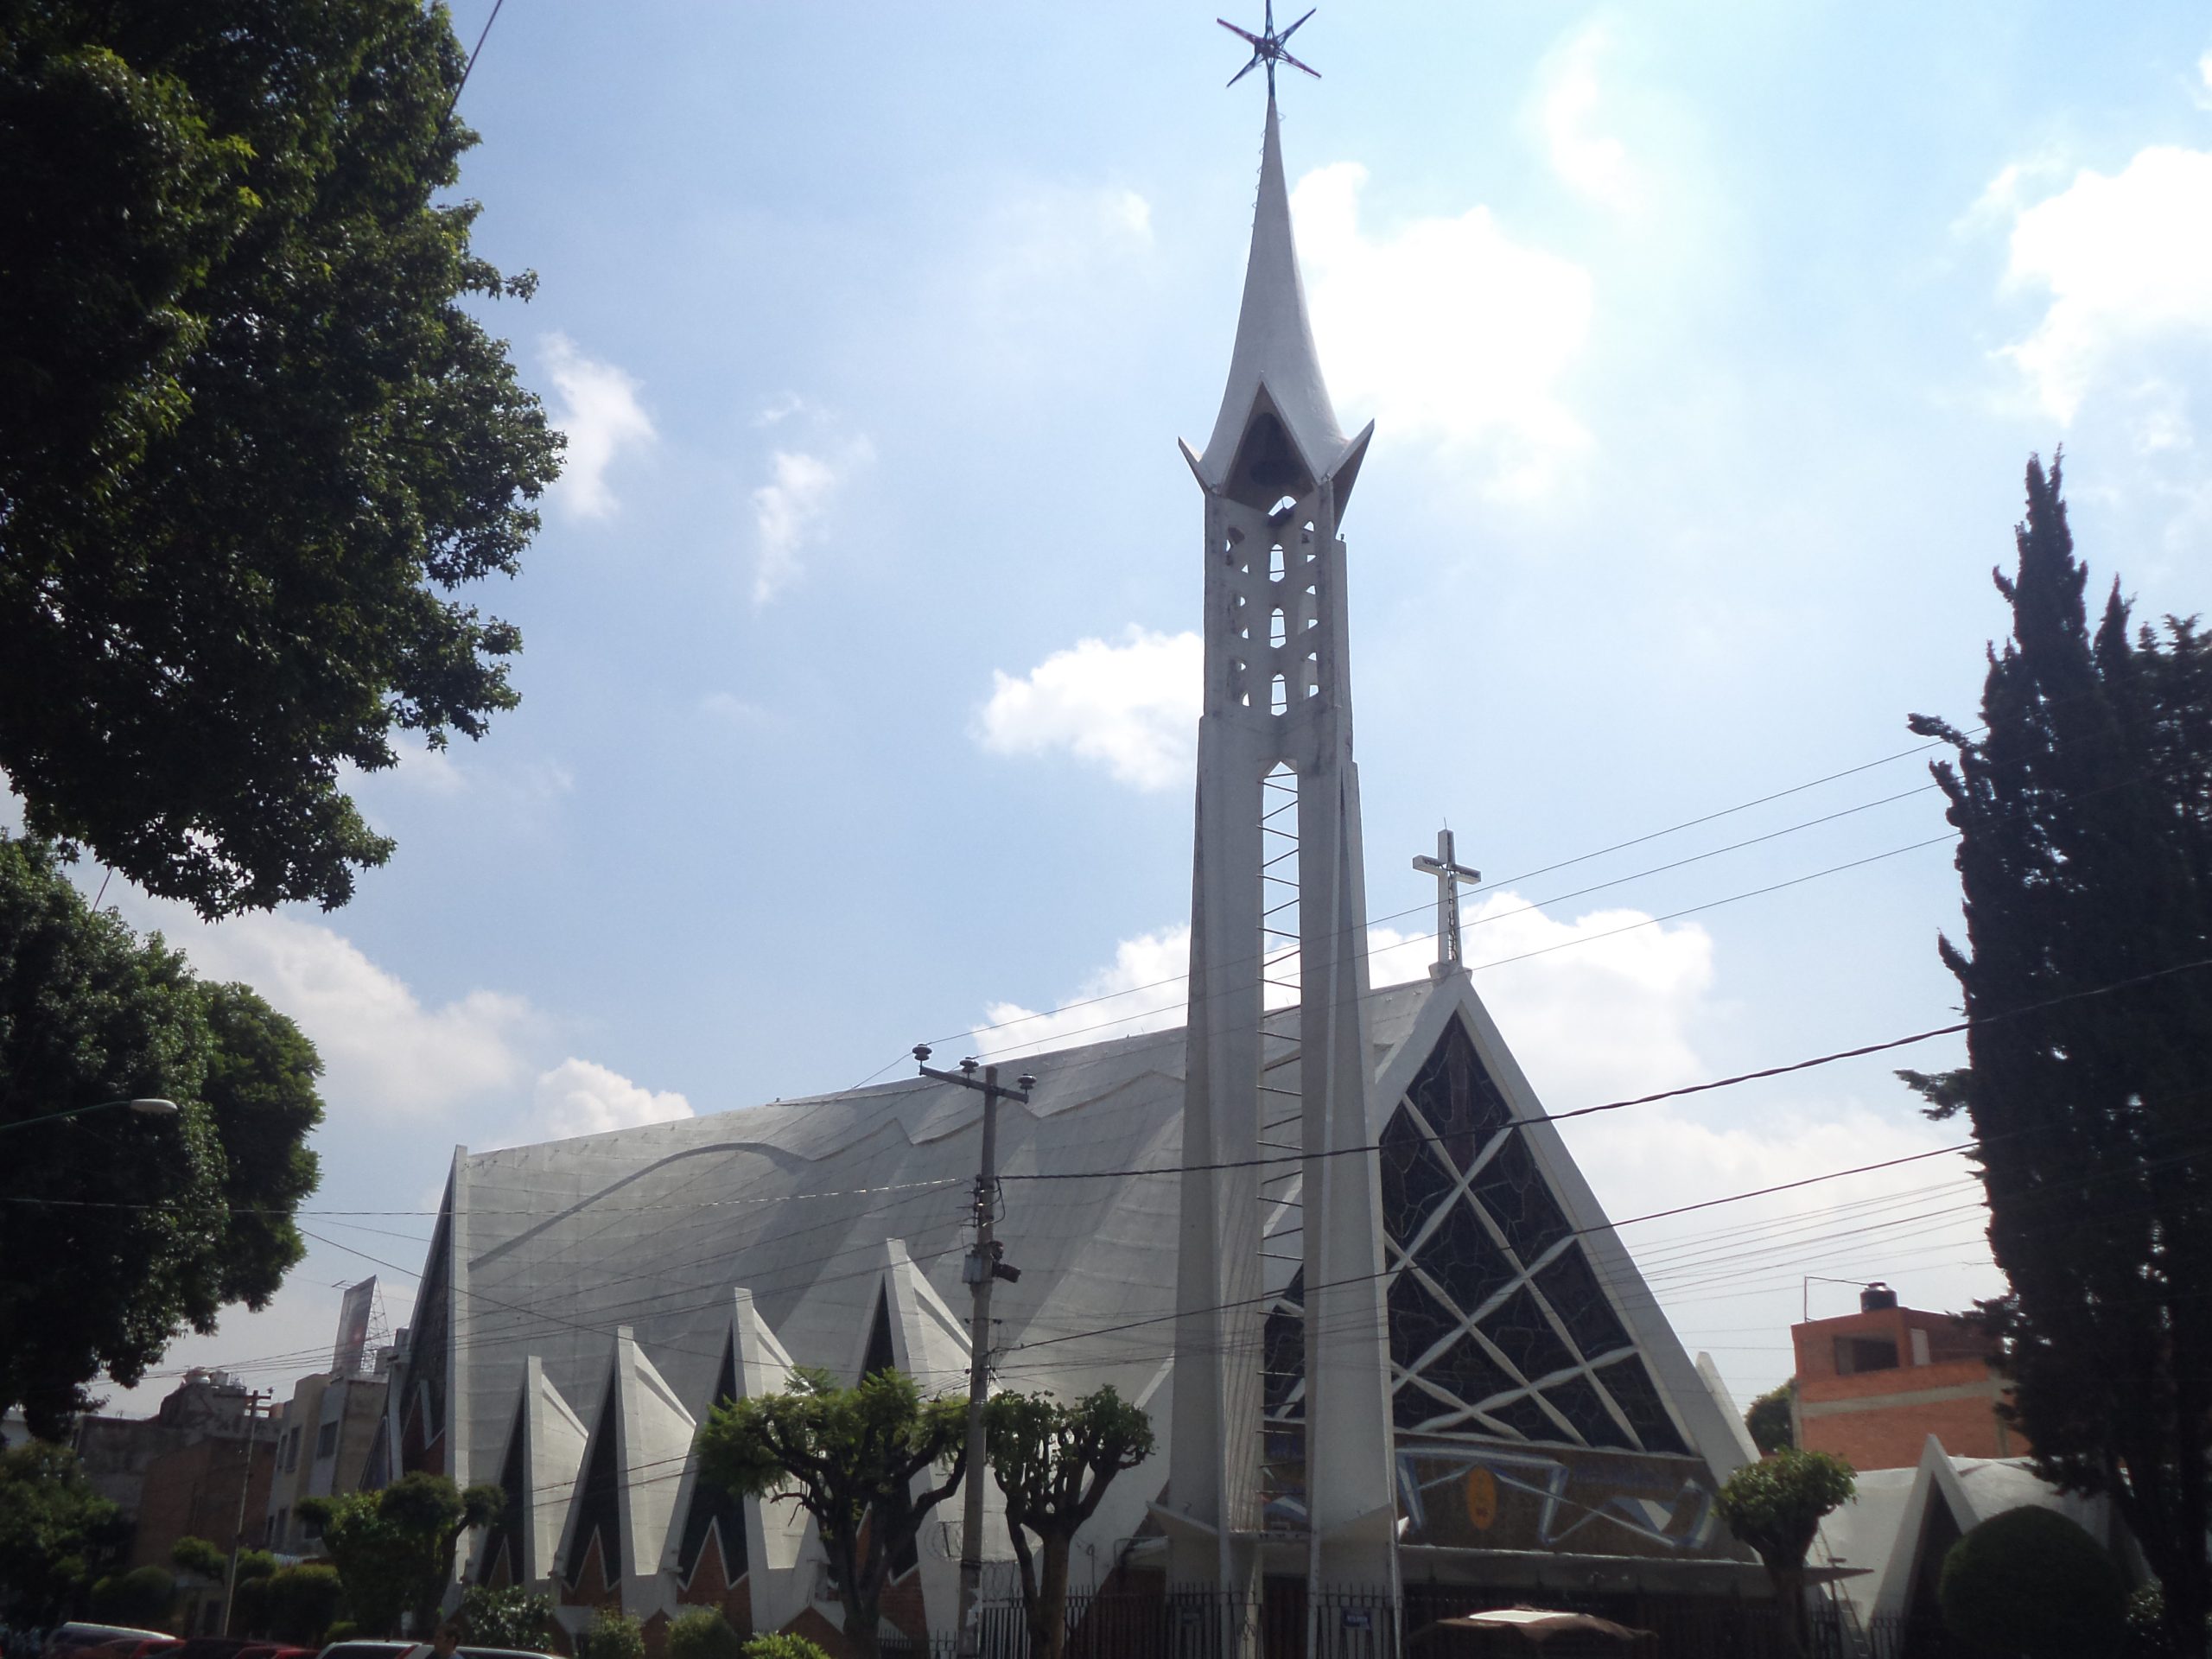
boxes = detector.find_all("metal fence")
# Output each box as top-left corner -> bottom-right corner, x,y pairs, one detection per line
954,1586 -> 1839,1659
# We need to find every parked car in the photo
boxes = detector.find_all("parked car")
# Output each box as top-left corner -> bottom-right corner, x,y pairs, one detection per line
41,1628 -> 171,1659
86,1639 -> 181,1659
313,1644 -> 415,1659
234,1646 -> 317,1659
174,1639 -> 256,1659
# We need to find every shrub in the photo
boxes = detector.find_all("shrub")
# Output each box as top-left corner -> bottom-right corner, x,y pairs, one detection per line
91,1565 -> 175,1630
665,1609 -> 743,1659
324,1621 -> 360,1644
739,1637 -> 830,1659
262,1563 -> 346,1646
460,1586 -> 559,1652
575,1605 -> 645,1659
1939,1504 -> 2128,1657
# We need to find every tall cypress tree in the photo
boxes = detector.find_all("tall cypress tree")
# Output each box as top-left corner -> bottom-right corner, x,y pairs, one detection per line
1905,454 -> 2212,1656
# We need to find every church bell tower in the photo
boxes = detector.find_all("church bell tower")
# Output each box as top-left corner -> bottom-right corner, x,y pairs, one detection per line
1170,89 -> 1400,1601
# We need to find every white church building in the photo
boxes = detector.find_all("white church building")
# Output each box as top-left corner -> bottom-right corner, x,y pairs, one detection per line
378,80 -> 1769,1659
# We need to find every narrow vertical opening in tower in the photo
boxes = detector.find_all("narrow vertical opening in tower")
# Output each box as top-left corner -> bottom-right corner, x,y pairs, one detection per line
1257,760 -> 1306,1526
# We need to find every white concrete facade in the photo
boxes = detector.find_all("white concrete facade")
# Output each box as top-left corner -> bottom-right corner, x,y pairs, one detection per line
385,95 -> 1769,1650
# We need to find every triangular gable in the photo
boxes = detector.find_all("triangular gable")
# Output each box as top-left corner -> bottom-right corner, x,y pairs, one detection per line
474,1391 -> 531,1587
841,1241 -> 1000,1621
663,1291 -> 813,1635
553,1331 -> 696,1617
671,1332 -> 749,1592
1363,973 -> 1757,1482
527,1360 -> 591,1586
556,1357 -> 623,1603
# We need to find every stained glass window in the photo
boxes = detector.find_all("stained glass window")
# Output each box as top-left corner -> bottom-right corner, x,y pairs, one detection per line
1379,1019 -> 1689,1457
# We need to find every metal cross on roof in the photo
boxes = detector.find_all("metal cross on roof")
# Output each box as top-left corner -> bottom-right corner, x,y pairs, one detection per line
1414,827 -> 1481,980
1218,3 -> 1320,97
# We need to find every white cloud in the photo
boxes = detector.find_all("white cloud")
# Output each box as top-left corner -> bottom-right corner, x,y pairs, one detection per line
699,691 -> 769,727
529,1057 -> 694,1140
980,184 -> 1154,293
385,744 -> 467,796
979,925 -> 1192,1058
1539,23 -> 1635,211
973,889 -> 1713,1100
976,627 -> 1201,791
1292,164 -> 1593,495
2197,50 -> 2212,110
750,433 -> 874,607
1996,146 -> 2212,422
540,334 -> 657,519
163,909 -> 534,1115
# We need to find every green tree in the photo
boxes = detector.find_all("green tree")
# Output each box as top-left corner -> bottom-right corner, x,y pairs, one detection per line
457,1585 -> 559,1652
91,1564 -> 175,1630
301,1471 -> 501,1637
0,1440 -> 124,1624
1715,1448 -> 1855,1659
0,836 -> 323,1436
664,1606 -> 744,1659
170,1535 -> 226,1581
1904,454 -> 2212,1658
983,1387 -> 1154,1659
1938,1504 -> 2128,1657
575,1605 -> 644,1659
0,0 -> 563,918
259,1562 -> 346,1646
697,1367 -> 968,1659
1745,1380 -> 1796,1456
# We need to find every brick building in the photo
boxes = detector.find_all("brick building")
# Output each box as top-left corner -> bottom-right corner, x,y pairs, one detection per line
1790,1284 -> 2018,1469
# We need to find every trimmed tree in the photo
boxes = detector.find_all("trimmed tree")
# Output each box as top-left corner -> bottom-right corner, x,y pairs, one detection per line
92,1565 -> 176,1630
457,1585 -> 559,1652
1715,1448 -> 1855,1659
0,836 -> 322,1438
0,0 -> 563,918
983,1387 -> 1155,1659
1745,1381 -> 1796,1456
1938,1505 -> 2127,1657
301,1472 -> 501,1637
1904,454 -> 2212,1658
697,1367 -> 968,1659
664,1607 -> 743,1659
575,1606 -> 645,1659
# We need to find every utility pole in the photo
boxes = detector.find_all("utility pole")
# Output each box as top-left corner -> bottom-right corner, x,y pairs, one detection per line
913,1046 -> 1033,1659
223,1389 -> 270,1636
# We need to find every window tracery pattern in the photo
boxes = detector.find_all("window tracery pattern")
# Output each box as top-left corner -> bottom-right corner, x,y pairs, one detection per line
1381,1020 -> 1688,1455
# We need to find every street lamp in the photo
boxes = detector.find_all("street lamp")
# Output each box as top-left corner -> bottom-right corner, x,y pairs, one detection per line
0,1096 -> 180,1135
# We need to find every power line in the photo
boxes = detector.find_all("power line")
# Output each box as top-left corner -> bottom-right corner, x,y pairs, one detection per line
444,0 -> 507,123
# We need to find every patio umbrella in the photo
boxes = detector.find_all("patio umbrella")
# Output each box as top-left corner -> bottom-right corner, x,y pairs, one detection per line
1424,1607 -> 1655,1644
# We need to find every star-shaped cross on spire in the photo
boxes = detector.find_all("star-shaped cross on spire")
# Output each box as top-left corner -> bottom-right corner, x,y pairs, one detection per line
1218,3 -> 1319,98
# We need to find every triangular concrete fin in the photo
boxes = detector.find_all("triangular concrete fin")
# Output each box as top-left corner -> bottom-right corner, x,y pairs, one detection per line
527,1359 -> 589,1586
613,1326 -> 695,1618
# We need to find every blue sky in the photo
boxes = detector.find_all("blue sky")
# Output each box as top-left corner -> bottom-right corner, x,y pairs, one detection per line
41,2 -> 2212,1414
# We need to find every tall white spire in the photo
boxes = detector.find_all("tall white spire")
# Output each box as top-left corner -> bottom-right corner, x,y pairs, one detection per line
1193,97 -> 1364,511
1167,86 -> 1397,1629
